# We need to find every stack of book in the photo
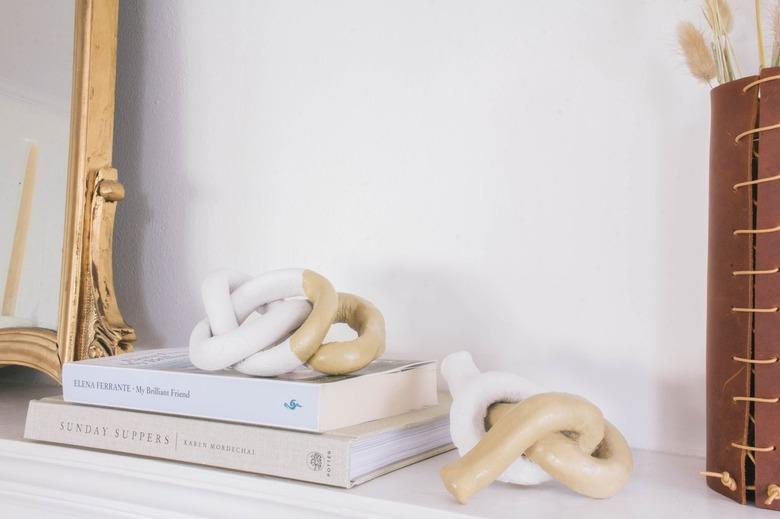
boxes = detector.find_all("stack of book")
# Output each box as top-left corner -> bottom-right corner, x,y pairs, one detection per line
24,348 -> 452,488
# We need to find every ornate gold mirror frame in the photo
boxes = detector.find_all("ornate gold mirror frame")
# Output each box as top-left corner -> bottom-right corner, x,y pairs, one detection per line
0,0 -> 134,382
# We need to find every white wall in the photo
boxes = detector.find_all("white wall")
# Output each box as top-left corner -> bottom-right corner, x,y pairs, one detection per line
113,0 -> 749,457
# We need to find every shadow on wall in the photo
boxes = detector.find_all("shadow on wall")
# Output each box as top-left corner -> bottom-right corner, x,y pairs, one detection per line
376,267 -> 641,451
486,343 -> 650,455
113,1 -> 195,347
550,348 -> 704,457
659,372 -> 706,456
649,17 -> 709,458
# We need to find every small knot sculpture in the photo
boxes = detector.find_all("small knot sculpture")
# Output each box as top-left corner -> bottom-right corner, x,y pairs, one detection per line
189,268 -> 385,377
440,351 -> 633,504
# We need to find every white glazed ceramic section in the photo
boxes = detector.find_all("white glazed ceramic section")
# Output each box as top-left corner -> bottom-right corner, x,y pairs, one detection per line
189,268 -> 311,375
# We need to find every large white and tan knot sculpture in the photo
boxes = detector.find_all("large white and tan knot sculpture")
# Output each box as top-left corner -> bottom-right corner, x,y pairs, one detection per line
440,351 -> 633,504
189,269 -> 385,377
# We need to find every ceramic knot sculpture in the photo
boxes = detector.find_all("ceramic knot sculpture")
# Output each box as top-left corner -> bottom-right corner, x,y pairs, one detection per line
189,268 -> 385,377
440,351 -> 633,504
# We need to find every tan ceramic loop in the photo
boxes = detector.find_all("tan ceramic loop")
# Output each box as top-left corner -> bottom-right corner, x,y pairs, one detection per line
289,270 -> 339,363
307,292 -> 386,375
440,392 -> 633,504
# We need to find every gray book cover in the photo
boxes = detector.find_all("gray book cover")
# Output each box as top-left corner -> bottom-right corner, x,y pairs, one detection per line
24,395 -> 453,488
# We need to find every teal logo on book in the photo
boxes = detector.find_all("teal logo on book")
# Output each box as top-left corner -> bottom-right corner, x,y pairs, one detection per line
284,399 -> 303,410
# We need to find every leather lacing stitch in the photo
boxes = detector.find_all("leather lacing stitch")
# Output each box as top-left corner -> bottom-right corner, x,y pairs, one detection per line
735,123 -> 780,144
703,74 -> 780,495
731,443 -> 775,452
700,471 -> 737,491
733,174 -> 780,190
731,74 -> 780,325
733,396 -> 780,403
767,484 -> 780,505
732,306 -> 778,313
733,267 -> 780,276
733,355 -> 779,364
742,75 -> 780,92
734,225 -> 780,235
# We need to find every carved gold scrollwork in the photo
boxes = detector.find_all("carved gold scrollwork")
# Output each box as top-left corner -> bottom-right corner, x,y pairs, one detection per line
77,167 -> 135,360
0,0 -> 130,382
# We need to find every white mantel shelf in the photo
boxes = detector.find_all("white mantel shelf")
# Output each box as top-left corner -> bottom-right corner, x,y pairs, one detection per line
0,381 -> 774,519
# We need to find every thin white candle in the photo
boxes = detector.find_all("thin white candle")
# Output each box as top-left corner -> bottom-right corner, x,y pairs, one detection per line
2,143 -> 38,318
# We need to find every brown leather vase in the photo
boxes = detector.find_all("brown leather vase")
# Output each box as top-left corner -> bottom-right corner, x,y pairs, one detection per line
706,67 -> 780,510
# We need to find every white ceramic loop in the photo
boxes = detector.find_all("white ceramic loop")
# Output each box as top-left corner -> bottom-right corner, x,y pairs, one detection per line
441,351 -> 552,485
189,268 -> 312,375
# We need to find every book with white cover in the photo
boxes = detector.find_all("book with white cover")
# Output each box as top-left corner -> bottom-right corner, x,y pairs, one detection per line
62,348 -> 437,432
24,395 -> 453,488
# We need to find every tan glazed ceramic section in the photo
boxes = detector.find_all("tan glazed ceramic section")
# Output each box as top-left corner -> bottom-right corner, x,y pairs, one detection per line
440,393 -> 633,503
308,292 -> 386,375
289,269 -> 339,363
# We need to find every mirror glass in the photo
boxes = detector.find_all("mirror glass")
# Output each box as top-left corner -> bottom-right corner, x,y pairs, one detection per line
0,0 -> 74,329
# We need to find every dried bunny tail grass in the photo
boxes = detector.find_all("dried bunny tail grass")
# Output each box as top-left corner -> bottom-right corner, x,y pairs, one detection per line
678,22 -> 717,84
720,0 -> 734,32
757,0 -> 767,69
772,1 -> 780,67
705,0 -> 733,33
703,0 -> 738,80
